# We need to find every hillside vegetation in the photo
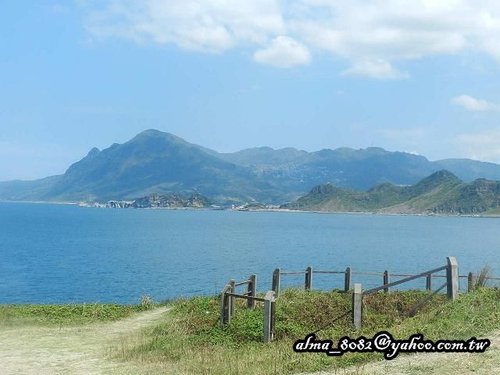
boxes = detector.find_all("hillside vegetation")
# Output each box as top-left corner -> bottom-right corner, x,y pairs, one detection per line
284,170 -> 500,215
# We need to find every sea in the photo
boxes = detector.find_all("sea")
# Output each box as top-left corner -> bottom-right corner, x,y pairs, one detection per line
0,202 -> 499,304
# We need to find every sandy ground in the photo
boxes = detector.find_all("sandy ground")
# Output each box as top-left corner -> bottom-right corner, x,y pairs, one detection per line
0,307 -> 170,375
305,329 -> 500,375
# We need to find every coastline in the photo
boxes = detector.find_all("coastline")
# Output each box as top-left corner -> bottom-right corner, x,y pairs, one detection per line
2,199 -> 500,218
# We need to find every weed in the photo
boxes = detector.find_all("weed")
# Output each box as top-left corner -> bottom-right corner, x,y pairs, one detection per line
474,266 -> 491,289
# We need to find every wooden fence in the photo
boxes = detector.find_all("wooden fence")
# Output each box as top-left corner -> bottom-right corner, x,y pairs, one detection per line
220,274 -> 276,342
272,267 -> 352,297
222,257 -> 499,341
352,256 -> 458,329
271,262 -> 500,296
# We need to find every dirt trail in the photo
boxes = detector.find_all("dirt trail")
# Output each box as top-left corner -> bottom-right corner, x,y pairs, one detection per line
306,329 -> 500,375
0,307 -> 169,375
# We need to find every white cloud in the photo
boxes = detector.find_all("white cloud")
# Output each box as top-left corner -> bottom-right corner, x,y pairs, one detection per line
81,0 -> 500,77
84,0 -> 285,53
451,95 -> 500,111
341,59 -> 408,79
253,36 -> 311,67
455,130 -> 500,162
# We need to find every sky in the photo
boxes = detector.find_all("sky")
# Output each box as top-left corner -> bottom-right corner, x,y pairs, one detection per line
2,0 -> 500,181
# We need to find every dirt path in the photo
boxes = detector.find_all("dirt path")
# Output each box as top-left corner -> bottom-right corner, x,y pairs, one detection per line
305,329 -> 500,375
0,307 -> 170,375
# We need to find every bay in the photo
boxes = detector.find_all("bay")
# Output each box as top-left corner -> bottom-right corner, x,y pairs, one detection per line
0,202 -> 498,304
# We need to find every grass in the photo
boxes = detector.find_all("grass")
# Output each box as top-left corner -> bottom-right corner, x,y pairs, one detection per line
0,295 -> 157,326
1,288 -> 497,374
474,266 -> 492,289
111,287 -> 499,374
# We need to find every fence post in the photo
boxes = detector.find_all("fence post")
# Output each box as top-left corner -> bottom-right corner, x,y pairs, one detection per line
220,285 -> 231,326
344,267 -> 351,292
247,274 -> 256,309
383,270 -> 389,293
446,257 -> 459,300
467,272 -> 474,293
352,283 -> 362,330
305,266 -> 313,290
263,291 -> 276,343
272,268 -> 281,297
426,273 -> 432,291
229,279 -> 236,317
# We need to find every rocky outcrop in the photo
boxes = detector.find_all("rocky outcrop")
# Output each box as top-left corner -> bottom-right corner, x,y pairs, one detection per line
82,192 -> 210,209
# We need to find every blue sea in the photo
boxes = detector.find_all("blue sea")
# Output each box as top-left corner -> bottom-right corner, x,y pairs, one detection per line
0,202 -> 499,304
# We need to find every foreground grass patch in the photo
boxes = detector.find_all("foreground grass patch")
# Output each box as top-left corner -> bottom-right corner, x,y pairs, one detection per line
0,299 -> 156,326
114,288 -> 499,374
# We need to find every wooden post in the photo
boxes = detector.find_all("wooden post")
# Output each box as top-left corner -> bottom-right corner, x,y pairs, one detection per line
426,273 -> 432,291
272,268 -> 281,297
271,293 -> 276,341
305,266 -> 313,290
263,291 -> 276,343
467,272 -> 474,293
247,274 -> 256,309
383,270 -> 389,293
446,256 -> 459,300
220,285 -> 231,326
352,283 -> 362,330
344,267 -> 351,292
229,279 -> 236,317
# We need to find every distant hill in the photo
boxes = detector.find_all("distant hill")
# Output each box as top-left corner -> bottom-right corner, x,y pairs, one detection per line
2,129 -> 500,205
0,130 -> 284,204
220,146 -> 500,192
88,192 -> 211,209
283,170 -> 500,215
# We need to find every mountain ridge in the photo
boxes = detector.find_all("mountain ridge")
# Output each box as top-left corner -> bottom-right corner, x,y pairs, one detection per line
283,170 -> 500,215
2,129 -> 500,205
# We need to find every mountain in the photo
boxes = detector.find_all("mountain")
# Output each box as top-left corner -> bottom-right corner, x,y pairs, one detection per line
0,175 -> 62,201
283,170 -> 500,215
220,146 -> 500,191
2,129 -> 500,205
0,130 -> 285,204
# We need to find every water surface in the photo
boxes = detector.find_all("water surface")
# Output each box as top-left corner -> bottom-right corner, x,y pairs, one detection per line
0,202 -> 498,303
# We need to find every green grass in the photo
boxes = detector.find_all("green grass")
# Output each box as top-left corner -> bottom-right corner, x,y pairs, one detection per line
0,296 -> 157,326
112,287 -> 499,374
2,289 -> 496,374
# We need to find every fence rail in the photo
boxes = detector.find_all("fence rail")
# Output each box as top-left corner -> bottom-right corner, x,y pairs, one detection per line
220,274 -> 276,343
352,257 -> 459,329
270,264 -> 498,295
221,257 -> 498,342
363,265 -> 448,295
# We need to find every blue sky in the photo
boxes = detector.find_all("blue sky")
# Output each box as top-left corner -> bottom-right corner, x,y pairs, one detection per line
2,1 -> 500,181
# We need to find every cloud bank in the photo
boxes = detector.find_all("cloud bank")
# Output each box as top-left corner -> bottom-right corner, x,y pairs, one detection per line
82,0 -> 500,77
452,95 -> 500,112
253,36 -> 310,67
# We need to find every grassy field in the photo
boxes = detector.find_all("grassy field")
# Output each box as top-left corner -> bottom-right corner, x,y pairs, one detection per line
112,287 -> 499,374
0,288 -> 498,374
0,296 -> 155,326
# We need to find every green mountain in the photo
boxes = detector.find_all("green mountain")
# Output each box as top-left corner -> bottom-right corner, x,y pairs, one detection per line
2,129 -> 500,205
0,130 -> 284,204
283,170 -> 500,215
220,145 -> 500,192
